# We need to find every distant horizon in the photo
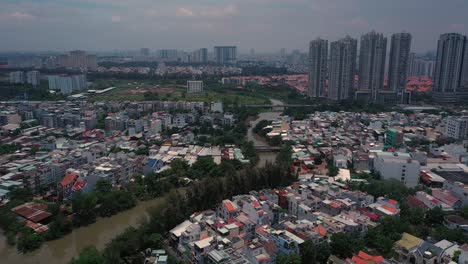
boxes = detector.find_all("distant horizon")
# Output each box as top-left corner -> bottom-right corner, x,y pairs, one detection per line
1,0 -> 467,53
0,46 -> 438,56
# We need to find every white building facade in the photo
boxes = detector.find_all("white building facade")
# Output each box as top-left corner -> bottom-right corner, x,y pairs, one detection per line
373,152 -> 420,187
48,75 -> 87,95
187,81 -> 204,94
445,116 -> 468,140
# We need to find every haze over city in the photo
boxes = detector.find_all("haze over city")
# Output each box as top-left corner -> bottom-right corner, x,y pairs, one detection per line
1,1 -> 468,264
1,0 -> 468,52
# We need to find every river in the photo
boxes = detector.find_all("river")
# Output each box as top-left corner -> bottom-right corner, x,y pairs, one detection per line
246,99 -> 284,167
0,197 -> 164,264
0,99 -> 284,264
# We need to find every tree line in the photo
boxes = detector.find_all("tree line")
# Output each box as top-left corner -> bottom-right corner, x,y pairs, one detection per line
70,146 -> 295,263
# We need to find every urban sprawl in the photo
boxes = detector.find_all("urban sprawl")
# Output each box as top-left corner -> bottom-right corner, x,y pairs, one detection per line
0,30 -> 467,264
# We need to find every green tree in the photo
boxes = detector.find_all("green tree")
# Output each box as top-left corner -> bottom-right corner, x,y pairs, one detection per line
268,135 -> 283,146
72,191 -> 98,226
277,145 -> 293,166
147,233 -> 163,249
314,157 -> 323,165
330,232 -> 364,258
431,226 -> 468,244
453,250 -> 461,263
425,207 -> 445,227
102,227 -> 143,264
462,206 -> 468,219
328,165 -> 339,176
95,179 -> 113,195
17,230 -> 44,253
301,241 -> 331,264
276,254 -> 301,264
70,246 -> 105,264
47,212 -> 73,239
99,191 -> 136,217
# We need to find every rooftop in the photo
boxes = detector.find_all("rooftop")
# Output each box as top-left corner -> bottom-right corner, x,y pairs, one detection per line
396,233 -> 423,251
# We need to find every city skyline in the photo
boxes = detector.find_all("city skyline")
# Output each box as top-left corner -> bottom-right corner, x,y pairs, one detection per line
1,0 -> 468,52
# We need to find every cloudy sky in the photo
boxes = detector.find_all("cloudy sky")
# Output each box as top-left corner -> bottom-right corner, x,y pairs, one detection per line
1,0 -> 467,53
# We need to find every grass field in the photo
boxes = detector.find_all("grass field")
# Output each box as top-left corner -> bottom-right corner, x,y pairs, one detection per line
87,79 -> 277,105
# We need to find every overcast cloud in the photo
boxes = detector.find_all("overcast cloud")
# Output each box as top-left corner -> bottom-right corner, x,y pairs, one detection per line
1,0 -> 467,52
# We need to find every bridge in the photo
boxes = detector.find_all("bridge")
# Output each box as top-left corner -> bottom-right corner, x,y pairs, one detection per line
254,146 -> 281,152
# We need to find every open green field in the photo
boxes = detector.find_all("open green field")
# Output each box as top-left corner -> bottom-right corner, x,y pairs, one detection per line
86,78 -> 289,105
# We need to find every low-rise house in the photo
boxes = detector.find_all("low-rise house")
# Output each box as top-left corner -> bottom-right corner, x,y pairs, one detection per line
11,202 -> 52,233
353,153 -> 371,172
350,251 -> 387,264
271,230 -> 304,255
393,233 -> 423,263
58,172 -> 80,199
444,215 -> 468,231
219,200 -> 240,220
459,244 -> 468,264
368,197 -> 400,217
432,189 -> 462,210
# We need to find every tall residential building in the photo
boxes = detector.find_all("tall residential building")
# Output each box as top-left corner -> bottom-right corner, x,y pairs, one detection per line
388,33 -> 412,92
58,51 -> 97,70
7,57 -> 42,68
409,59 -> 435,78
214,46 -> 237,65
190,48 -> 208,63
280,48 -> 287,57
464,43 -> 468,87
358,31 -> 387,100
9,71 -> 25,84
407,52 -> 416,77
48,75 -> 87,95
186,81 -> 204,94
158,49 -> 178,60
26,71 -> 40,87
329,36 -> 357,100
140,48 -> 150,57
86,54 -> 97,70
445,116 -> 468,140
433,33 -> 468,102
308,38 -> 328,98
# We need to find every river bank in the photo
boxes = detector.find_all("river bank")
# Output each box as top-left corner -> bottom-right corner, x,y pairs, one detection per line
0,99 -> 285,264
247,99 -> 284,167
0,196 -> 165,264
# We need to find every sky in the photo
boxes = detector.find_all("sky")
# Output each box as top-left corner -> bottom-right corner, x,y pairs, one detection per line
1,0 -> 468,53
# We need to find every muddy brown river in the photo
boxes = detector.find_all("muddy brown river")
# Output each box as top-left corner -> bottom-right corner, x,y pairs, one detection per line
0,99 -> 284,264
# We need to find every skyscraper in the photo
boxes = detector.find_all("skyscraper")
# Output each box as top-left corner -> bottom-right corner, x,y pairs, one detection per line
280,48 -> 286,57
388,33 -> 412,92
9,71 -> 25,84
48,75 -> 87,95
407,52 -> 416,77
58,50 -> 97,70
158,49 -> 178,60
214,46 -> 237,65
308,38 -> 328,98
26,71 -> 40,87
140,48 -> 150,57
329,36 -> 357,101
463,41 -> 468,87
190,48 -> 208,63
433,33 -> 467,102
410,59 -> 435,77
358,31 -> 387,101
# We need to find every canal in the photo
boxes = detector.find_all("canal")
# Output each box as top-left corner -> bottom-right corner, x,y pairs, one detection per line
0,193 -> 165,264
0,99 -> 284,264
247,99 -> 284,167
